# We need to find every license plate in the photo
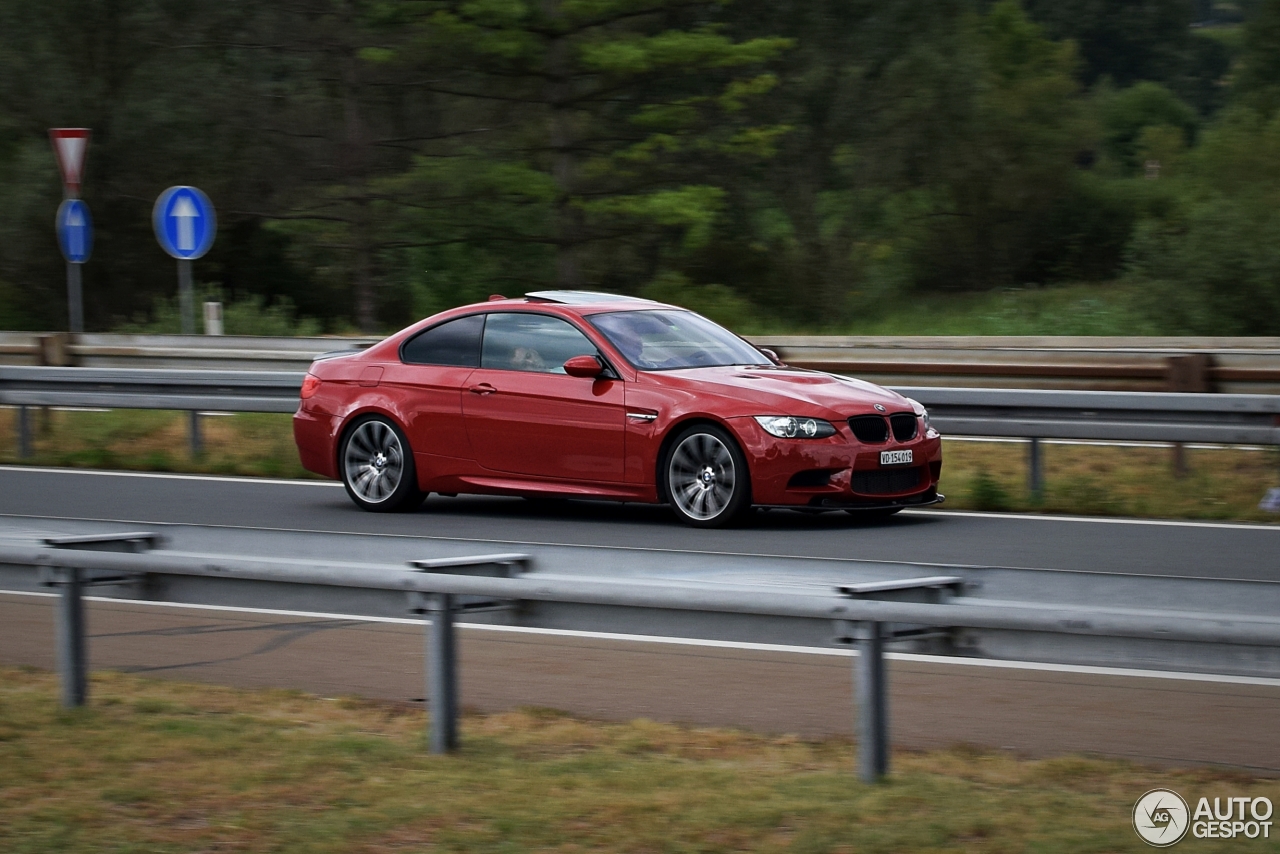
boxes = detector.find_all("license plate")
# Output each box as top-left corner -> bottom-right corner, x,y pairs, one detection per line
880,450 -> 913,466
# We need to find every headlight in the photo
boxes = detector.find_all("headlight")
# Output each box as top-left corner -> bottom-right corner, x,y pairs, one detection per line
754,416 -> 837,439
906,398 -> 933,432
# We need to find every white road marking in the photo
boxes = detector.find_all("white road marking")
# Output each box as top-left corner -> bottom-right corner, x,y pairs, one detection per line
946,436 -> 1268,451
0,465 -> 339,488
904,507 -> 1279,531
4,588 -> 1278,688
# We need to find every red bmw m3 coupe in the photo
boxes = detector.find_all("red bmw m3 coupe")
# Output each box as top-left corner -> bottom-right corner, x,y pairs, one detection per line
293,291 -> 943,527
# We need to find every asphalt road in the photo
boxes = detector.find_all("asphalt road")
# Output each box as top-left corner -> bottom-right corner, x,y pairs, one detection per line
0,466 -> 1275,579
3,465 -> 1278,769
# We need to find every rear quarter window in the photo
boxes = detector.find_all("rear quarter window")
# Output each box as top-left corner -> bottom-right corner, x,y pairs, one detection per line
400,314 -> 484,367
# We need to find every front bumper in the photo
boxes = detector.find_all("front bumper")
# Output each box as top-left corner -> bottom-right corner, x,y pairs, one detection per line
789,488 -> 945,511
729,416 -> 943,507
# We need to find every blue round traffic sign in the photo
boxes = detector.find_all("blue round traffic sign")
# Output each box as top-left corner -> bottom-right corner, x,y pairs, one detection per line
152,186 -> 216,260
56,199 -> 93,264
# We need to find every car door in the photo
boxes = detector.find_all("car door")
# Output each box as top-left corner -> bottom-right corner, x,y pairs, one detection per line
382,313 -> 484,469
462,312 -> 626,482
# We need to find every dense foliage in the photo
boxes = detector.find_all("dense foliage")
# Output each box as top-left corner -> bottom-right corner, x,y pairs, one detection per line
0,0 -> 1277,334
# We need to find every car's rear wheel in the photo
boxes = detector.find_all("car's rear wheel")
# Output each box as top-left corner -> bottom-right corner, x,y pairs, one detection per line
663,424 -> 751,528
340,415 -> 423,512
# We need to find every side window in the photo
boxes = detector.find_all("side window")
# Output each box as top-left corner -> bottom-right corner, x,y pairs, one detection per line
481,313 -> 598,374
401,314 -> 484,367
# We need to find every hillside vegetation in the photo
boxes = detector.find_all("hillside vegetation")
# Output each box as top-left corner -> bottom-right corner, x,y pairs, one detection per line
2,2 -> 1280,336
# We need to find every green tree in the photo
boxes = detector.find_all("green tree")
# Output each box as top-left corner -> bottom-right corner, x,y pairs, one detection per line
0,0 -> 325,330
1126,107 -> 1280,334
1096,81 -> 1198,172
1122,2 -> 1280,334
712,0 -> 1095,324
1021,0 -> 1230,113
1234,0 -> 1280,114
380,0 -> 790,299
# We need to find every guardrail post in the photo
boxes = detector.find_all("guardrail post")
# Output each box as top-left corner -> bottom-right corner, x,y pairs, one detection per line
426,593 -> 458,753
1027,438 -> 1044,502
854,621 -> 888,782
54,567 -> 88,707
188,411 -> 202,457
16,405 -> 32,458
1166,355 -> 1213,478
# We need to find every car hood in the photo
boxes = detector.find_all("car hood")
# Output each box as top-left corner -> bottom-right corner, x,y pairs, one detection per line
647,365 -> 913,416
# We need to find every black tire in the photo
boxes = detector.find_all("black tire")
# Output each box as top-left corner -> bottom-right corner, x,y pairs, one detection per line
844,507 -> 903,520
662,423 -> 752,528
339,415 -> 423,512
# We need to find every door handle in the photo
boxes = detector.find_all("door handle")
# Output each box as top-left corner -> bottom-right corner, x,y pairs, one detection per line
468,383 -> 496,395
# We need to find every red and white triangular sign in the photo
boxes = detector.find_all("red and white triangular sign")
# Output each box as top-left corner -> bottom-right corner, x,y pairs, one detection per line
49,128 -> 91,197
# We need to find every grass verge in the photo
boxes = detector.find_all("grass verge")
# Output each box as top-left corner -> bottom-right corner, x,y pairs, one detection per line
0,407 -> 1276,523
2,666 -> 1275,853
0,408 -> 316,480
940,439 -> 1280,523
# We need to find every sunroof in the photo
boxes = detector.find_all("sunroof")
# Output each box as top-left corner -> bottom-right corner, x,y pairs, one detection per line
524,290 -> 655,305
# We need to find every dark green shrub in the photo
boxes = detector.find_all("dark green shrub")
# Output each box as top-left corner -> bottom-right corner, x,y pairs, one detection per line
968,470 -> 1012,511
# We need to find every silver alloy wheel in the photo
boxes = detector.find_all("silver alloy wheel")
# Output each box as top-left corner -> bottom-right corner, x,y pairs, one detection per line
667,432 -> 737,521
343,420 -> 405,504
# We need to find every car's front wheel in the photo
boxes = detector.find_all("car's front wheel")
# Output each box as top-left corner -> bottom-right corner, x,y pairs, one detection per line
663,424 -> 751,528
340,415 -> 423,512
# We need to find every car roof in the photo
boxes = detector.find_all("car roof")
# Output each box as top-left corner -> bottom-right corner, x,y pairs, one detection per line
523,290 -> 660,308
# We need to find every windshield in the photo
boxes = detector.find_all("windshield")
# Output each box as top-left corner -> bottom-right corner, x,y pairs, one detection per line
588,309 -> 769,371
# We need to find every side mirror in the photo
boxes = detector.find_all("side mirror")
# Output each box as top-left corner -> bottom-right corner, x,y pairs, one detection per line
759,347 -> 784,366
563,354 -> 605,378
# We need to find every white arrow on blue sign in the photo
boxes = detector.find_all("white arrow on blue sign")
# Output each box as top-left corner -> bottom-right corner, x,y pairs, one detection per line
56,199 -> 93,264
152,186 -> 216,260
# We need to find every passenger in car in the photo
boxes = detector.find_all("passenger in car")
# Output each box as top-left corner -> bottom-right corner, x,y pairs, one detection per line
510,346 -> 546,372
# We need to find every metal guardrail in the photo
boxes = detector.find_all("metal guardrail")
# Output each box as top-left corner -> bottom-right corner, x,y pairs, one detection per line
759,335 -> 1280,394
3,332 -> 1280,392
6,535 -> 1280,781
11,538 -> 1280,777
0,366 -> 302,413
0,366 -> 304,457
0,332 -> 377,371
1,367 -> 1276,473
903,386 -> 1280,445
901,385 -> 1280,496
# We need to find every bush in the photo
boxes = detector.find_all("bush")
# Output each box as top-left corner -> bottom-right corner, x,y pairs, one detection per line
1123,107 -> 1280,335
967,470 -> 1012,511
116,288 -> 322,337
640,272 -> 761,332
1097,82 -> 1198,174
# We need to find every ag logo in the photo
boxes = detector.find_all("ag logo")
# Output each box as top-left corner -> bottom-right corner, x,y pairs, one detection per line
1134,789 -> 1190,846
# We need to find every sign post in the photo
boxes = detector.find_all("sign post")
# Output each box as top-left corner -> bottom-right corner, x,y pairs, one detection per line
153,186 -> 217,456
152,186 -> 216,334
55,200 -> 93,332
49,129 -> 91,333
